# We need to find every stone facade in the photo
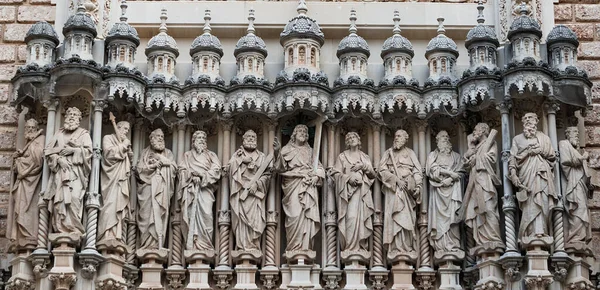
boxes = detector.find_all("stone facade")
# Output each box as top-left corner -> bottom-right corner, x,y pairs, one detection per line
0,0 -> 599,290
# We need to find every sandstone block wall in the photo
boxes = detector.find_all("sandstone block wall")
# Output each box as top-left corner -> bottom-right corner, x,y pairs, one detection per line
0,0 -> 54,267
555,0 -> 600,268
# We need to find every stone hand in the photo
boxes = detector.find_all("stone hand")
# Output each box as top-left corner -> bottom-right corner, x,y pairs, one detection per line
396,178 -> 407,190
192,176 -> 202,185
582,151 -> 589,160
249,182 -> 258,195
60,148 -> 75,156
441,177 -> 453,187
57,157 -> 70,169
350,162 -> 364,172
13,149 -> 23,158
529,144 -> 541,156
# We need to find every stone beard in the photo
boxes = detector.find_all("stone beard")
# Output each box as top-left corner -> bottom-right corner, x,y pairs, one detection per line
426,131 -> 463,254
509,113 -> 557,240
178,130 -> 222,251
273,124 -> 325,252
228,130 -> 271,252
45,107 -> 92,235
98,121 -> 133,244
378,129 -> 422,260
136,129 -> 177,250
559,128 -> 592,246
7,119 -> 44,245
330,132 -> 375,254
462,123 -> 504,251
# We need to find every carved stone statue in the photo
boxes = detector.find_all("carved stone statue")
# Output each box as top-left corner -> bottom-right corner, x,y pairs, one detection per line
509,113 -> 557,241
462,123 -> 504,252
426,130 -> 463,254
178,130 -> 221,251
330,132 -> 375,255
136,128 -> 177,250
378,129 -> 422,261
228,130 -> 271,252
273,124 -> 325,253
45,107 -> 92,235
7,119 -> 44,246
98,120 -> 133,244
559,127 -> 592,247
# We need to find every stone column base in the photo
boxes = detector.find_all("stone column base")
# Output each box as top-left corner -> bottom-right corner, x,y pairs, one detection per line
233,259 -> 259,290
566,256 -> 594,290
523,244 -> 553,290
5,253 -> 35,290
96,251 -> 127,290
48,233 -> 82,290
438,263 -> 463,290
474,255 -> 504,290
343,260 -> 367,290
391,261 -> 416,290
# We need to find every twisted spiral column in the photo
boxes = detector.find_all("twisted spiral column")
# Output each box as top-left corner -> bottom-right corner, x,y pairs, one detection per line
416,120 -> 431,268
218,210 -> 231,266
324,210 -> 337,267
418,215 -> 431,267
372,213 -> 384,267
36,201 -> 50,251
465,226 -> 475,266
126,219 -> 137,264
553,208 -> 565,251
502,196 -> 519,252
171,220 -> 183,266
265,211 -> 278,267
84,205 -> 99,250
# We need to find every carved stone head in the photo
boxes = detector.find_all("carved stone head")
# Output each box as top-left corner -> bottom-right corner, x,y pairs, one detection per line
290,124 -> 309,145
150,129 -> 165,152
345,131 -> 361,150
472,123 -> 490,143
436,130 -> 452,154
242,129 -> 257,151
522,112 -> 538,138
192,130 -> 208,153
64,107 -> 82,131
565,126 -> 579,148
116,121 -> 130,140
393,129 -> 408,150
24,118 -> 39,140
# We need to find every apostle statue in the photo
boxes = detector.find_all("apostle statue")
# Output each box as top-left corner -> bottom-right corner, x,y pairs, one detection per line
273,124 -> 325,253
7,119 -> 44,246
178,130 -> 221,251
136,128 -> 177,250
426,130 -> 463,254
559,127 -> 592,246
45,107 -> 92,235
462,123 -> 504,252
509,112 -> 557,241
228,130 -> 271,252
378,129 -> 422,260
330,132 -> 375,254
98,120 -> 133,244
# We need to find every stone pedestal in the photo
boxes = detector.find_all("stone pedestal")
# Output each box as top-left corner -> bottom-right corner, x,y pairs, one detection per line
232,250 -> 262,290
5,252 -> 35,290
310,264 -> 323,290
284,251 -> 317,290
136,249 -> 168,290
522,237 -> 554,290
48,233 -> 82,290
390,261 -> 416,290
473,255 -> 504,290
280,265 -> 292,290
565,257 -> 594,290
95,240 -> 129,290
435,251 -> 465,290
185,250 -> 216,290
341,251 -> 370,290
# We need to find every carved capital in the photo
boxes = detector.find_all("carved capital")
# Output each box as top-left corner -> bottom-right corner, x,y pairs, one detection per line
266,211 -> 279,225
5,278 -> 35,290
218,210 -> 231,225
165,270 -> 186,290
213,271 -> 233,290
265,119 -> 278,132
415,120 -> 428,133
415,271 -> 436,290
96,279 -> 127,290
324,211 -> 337,225
368,272 -> 388,290
42,98 -> 60,112
260,272 -> 279,290
501,150 -> 511,163
79,253 -> 103,280
544,101 -> 560,114
322,273 -> 343,290
524,275 -> 553,289
29,252 -> 51,279
502,195 -> 517,210
177,123 -> 187,133
499,255 -> 523,282
496,99 -> 513,114
93,147 -> 103,160
86,192 -> 101,209
219,120 -> 234,132
48,273 -> 77,290
373,211 -> 383,226
92,100 -> 108,112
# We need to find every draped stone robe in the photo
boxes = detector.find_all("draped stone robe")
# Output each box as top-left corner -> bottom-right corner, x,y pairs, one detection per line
46,127 -> 92,235
274,142 -> 325,252
178,149 -> 221,251
463,137 -> 504,247
98,134 -> 131,243
330,150 -> 375,252
378,147 -> 422,256
229,148 -> 271,251
426,149 -> 463,252
8,133 -> 44,243
509,131 -> 557,239
559,140 -> 592,245
136,147 -> 176,250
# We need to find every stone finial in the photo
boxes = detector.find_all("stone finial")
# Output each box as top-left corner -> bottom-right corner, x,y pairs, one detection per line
519,2 -> 529,16
392,10 -> 401,35
159,8 -> 168,33
349,8 -> 357,35
437,17 -> 446,35
119,0 -> 128,22
247,8 -> 256,35
204,9 -> 212,34
297,0 -> 308,16
477,0 -> 485,24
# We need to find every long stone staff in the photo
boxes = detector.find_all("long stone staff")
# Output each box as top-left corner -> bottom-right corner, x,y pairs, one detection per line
109,112 -> 122,143
308,115 -> 328,172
